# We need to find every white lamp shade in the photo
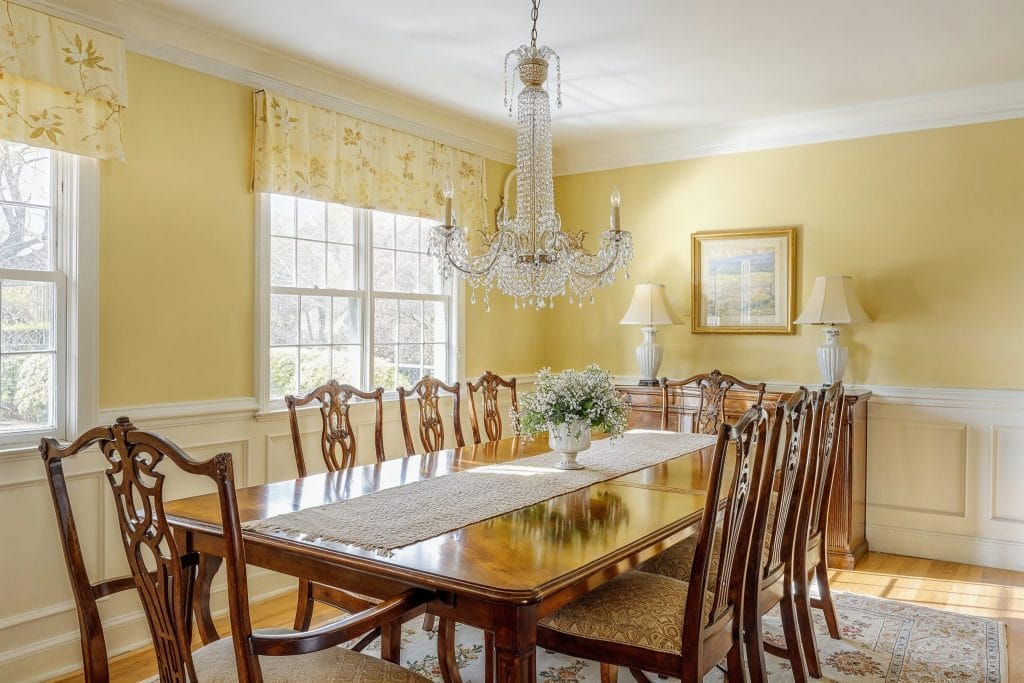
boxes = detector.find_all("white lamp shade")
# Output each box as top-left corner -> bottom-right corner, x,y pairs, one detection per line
619,283 -> 682,325
795,276 -> 871,325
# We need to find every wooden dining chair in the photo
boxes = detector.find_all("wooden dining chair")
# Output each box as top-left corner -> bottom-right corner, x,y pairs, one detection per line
466,370 -> 518,444
285,379 -> 386,476
41,425 -> 147,682
537,405 -> 772,683
284,380 -> 387,631
43,417 -> 433,683
660,369 -> 766,434
743,388 -> 813,682
793,382 -> 847,678
398,375 -> 465,455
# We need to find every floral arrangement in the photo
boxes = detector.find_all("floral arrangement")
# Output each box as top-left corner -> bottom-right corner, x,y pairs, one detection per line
512,364 -> 629,438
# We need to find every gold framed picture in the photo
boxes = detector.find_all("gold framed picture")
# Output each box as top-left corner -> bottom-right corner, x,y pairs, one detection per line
691,226 -> 797,334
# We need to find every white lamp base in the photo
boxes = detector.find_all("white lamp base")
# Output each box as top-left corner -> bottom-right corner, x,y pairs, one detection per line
636,325 -> 663,386
816,324 -> 848,385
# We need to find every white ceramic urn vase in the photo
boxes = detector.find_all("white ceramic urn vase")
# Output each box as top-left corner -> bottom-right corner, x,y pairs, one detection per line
548,419 -> 592,470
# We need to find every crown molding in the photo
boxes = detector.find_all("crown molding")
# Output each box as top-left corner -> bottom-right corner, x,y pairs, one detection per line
20,0 -> 515,165
553,79 -> 1024,176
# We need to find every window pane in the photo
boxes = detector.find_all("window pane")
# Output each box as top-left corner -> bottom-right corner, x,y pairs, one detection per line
395,215 -> 419,251
298,346 -> 330,393
1,280 -> 55,352
374,298 -> 397,343
0,352 -> 53,430
270,236 -> 296,287
270,194 -> 296,237
269,346 -> 298,398
372,212 -> 394,247
332,297 -> 359,344
269,294 -> 298,346
395,251 -> 418,293
419,254 -> 441,294
297,198 -> 326,240
331,345 -> 360,385
430,343 -> 447,380
373,249 -> 394,290
296,240 -> 326,289
425,300 -> 447,342
327,204 -> 353,243
399,299 -> 423,343
372,344 -> 399,389
326,243 -> 354,290
0,205 -> 50,270
0,141 -> 50,205
299,296 -> 329,344
398,343 -> 421,377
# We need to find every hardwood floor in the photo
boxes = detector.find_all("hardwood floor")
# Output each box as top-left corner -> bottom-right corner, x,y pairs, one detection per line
51,552 -> 1023,682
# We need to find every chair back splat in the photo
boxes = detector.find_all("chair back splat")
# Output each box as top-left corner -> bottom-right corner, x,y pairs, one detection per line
467,371 -> 518,443
398,376 -> 464,455
660,369 -> 766,434
285,380 -> 386,475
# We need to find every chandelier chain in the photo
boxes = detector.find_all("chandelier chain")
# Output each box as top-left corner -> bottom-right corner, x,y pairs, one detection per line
530,0 -> 540,48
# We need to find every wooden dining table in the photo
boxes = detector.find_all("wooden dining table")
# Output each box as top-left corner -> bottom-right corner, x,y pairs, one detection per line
164,434 -> 721,683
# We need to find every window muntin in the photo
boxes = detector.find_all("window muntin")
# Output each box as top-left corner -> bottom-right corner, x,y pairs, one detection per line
265,195 -> 454,405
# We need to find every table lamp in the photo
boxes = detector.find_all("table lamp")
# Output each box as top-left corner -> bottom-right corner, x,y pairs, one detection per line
619,283 -> 682,385
795,275 -> 871,384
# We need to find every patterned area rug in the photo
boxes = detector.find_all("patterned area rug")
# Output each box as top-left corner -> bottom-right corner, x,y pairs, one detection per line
359,591 -> 1006,682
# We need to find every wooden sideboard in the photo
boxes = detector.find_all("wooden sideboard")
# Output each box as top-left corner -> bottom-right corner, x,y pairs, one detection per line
616,383 -> 871,569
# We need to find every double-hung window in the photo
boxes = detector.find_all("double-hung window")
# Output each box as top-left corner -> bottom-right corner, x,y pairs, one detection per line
0,139 -> 95,445
261,194 -> 457,408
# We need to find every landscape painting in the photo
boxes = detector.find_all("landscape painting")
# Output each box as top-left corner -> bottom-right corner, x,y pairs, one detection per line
691,227 -> 797,334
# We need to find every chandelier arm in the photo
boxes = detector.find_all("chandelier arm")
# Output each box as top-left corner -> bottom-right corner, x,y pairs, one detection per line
437,230 -> 511,278
564,235 -> 629,279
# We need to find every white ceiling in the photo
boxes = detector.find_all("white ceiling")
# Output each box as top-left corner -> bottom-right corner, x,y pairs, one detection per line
43,0 -> 1024,171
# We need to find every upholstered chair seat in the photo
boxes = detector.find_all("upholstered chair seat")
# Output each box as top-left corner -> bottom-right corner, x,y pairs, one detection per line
191,629 -> 430,682
538,571 -> 714,655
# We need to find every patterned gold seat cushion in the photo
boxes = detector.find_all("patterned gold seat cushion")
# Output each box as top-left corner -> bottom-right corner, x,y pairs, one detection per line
191,628 -> 430,682
538,571 -> 714,655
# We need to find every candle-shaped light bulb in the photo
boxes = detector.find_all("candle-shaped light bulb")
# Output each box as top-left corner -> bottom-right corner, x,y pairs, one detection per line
442,177 -> 454,225
610,185 -> 621,230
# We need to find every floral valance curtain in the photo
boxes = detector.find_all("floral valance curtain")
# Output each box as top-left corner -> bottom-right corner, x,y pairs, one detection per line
0,2 -> 127,160
253,90 -> 486,229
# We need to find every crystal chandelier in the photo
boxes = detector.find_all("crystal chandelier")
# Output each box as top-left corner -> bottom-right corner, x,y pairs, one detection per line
428,0 -> 633,312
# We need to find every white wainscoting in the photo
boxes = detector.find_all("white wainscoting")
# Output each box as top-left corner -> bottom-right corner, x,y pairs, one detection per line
0,387 -> 521,682
2,381 -> 1022,681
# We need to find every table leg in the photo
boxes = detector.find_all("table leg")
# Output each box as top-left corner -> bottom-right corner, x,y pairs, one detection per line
492,605 -> 538,683
193,552 -> 223,644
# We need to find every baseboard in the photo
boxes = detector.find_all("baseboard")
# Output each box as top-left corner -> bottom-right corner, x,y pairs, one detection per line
866,523 -> 1024,572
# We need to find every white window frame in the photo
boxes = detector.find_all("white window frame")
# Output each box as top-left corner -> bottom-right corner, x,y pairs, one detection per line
256,194 -> 463,412
0,147 -> 97,449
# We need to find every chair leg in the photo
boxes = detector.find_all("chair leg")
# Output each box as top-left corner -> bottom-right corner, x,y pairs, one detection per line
725,643 -> 745,683
437,618 -> 464,683
484,630 -> 495,683
814,561 -> 841,639
292,579 -> 314,631
794,567 -> 823,678
423,612 -> 437,632
778,591 -> 808,683
600,663 -> 619,683
744,610 -> 769,683
629,667 -> 654,682
380,620 -> 402,665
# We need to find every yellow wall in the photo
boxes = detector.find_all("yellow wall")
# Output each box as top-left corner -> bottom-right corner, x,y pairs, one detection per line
551,120 -> 1024,389
99,54 -> 544,407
